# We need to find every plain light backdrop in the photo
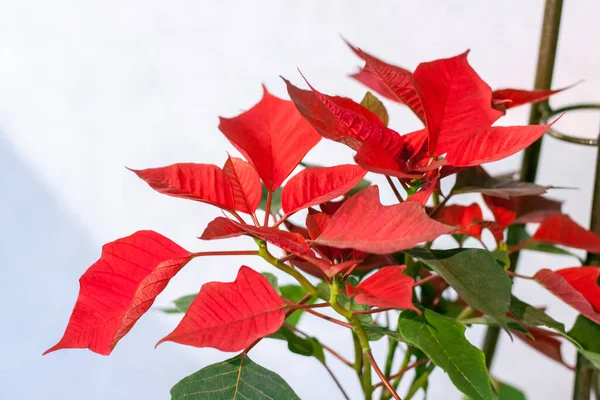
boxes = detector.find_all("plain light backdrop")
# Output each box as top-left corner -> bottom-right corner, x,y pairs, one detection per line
1,1 -> 599,399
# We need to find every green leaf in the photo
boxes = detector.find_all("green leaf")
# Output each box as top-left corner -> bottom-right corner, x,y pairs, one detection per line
460,317 -> 528,334
509,295 -> 565,332
170,355 -> 300,400
269,326 -> 324,361
496,381 -> 527,400
567,315 -> 600,368
161,294 -> 196,314
406,248 -> 511,326
360,91 -> 389,126
259,186 -> 282,214
280,284 -> 315,326
262,272 -> 280,294
396,309 -> 494,400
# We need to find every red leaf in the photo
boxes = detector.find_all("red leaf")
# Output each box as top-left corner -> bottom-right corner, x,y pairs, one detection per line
514,328 -> 566,366
354,141 -> 419,179
218,86 -> 321,190
492,87 -> 567,111
346,265 -> 416,310
200,217 -> 315,259
483,195 -> 517,227
412,51 -> 503,155
314,186 -> 454,254
534,268 -> 600,324
434,204 -> 483,238
157,266 -> 285,352
556,267 -> 600,312
222,156 -> 262,214
130,163 -> 234,210
281,165 -> 367,215
283,220 -> 310,239
44,231 -> 192,356
442,123 -> 552,166
346,42 -> 425,122
306,211 -> 343,262
532,215 -> 600,252
284,76 -> 405,157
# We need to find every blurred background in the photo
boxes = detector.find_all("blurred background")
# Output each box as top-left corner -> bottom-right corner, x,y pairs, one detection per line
1,0 -> 599,398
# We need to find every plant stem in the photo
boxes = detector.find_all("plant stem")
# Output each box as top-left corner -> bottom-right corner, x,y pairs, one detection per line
384,338 -> 399,382
258,242 -> 318,297
386,176 -> 404,202
574,354 -> 593,400
366,349 -> 401,400
482,0 -> 563,370
320,360 -> 352,400
284,323 -> 354,368
190,250 -> 259,258
263,191 -> 273,226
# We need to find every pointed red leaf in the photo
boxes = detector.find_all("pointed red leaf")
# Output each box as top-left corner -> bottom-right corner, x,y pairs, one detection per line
434,204 -> 483,238
346,265 -> 416,310
130,163 -> 234,210
492,87 -> 567,111
218,86 -> 321,190
44,231 -> 192,356
281,165 -> 367,215
534,268 -> 600,324
306,211 -> 342,262
442,123 -> 552,166
314,186 -> 454,254
532,215 -> 600,252
200,217 -> 315,259
157,266 -> 285,352
412,51 -> 503,155
346,42 -> 425,122
284,76 -> 405,157
222,156 -> 261,214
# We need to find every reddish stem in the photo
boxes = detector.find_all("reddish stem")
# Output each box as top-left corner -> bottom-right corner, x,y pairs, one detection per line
506,270 -> 534,280
386,175 -> 404,203
413,273 -> 443,287
353,307 -> 394,315
190,250 -> 259,258
283,323 -> 354,368
508,239 -> 532,254
366,349 -> 402,399
272,212 -> 295,228
373,358 -> 430,388
302,308 -> 354,329
263,191 -> 273,226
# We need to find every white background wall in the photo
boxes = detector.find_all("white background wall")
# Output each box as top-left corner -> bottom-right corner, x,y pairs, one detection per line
1,1 -> 599,399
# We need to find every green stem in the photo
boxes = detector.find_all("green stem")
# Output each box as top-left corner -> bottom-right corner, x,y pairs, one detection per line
258,241 -> 318,297
482,0 -> 563,370
379,338 -> 399,400
382,349 -> 411,400
404,362 -> 435,400
574,354 -> 593,400
352,318 -> 374,400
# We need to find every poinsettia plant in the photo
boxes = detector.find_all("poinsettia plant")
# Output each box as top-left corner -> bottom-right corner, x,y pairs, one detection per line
45,41 -> 600,400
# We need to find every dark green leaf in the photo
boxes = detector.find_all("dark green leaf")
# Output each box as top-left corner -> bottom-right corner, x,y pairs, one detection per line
360,91 -> 389,126
452,167 -> 549,198
496,381 -> 527,400
170,355 -> 300,400
396,309 -> 494,400
460,317 -> 528,334
161,294 -> 196,314
407,248 -> 511,326
259,186 -> 282,214
509,295 -> 565,332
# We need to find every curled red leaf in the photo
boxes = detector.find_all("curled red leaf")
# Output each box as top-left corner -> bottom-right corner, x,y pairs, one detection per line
157,266 -> 285,352
44,231 -> 192,356
534,267 -> 600,324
